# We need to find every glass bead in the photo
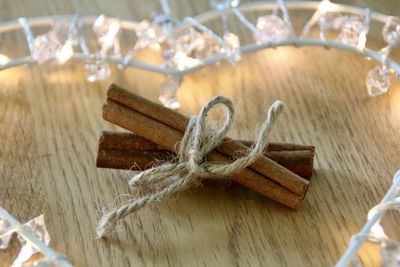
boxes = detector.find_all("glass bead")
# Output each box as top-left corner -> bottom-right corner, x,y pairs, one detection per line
23,214 -> 50,245
55,40 -> 73,65
255,15 -> 291,43
0,217 -> 12,250
0,54 -> 10,65
168,28 -> 220,69
322,13 -> 366,46
366,66 -> 391,96
134,20 -> 168,50
337,17 -> 365,46
382,17 -> 400,44
223,32 -> 241,64
193,33 -> 221,60
381,240 -> 400,267
159,75 -> 182,109
84,54 -> 111,82
32,21 -> 76,65
175,28 -> 205,55
172,52 -> 202,71
32,31 -> 64,64
13,215 -> 50,267
93,15 -> 120,51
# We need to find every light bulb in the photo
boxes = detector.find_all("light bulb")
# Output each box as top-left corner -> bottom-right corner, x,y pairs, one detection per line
173,52 -> 201,71
0,54 -> 10,65
319,0 -> 334,13
357,31 -> 367,50
370,223 -> 386,240
56,41 -> 73,64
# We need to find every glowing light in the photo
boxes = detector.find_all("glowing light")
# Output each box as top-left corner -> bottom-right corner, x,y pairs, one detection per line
370,223 -> 386,239
56,42 -> 73,64
173,52 -> 202,71
0,54 -> 10,65
255,15 -> 291,44
357,31 -> 367,50
319,0 -> 334,13
366,65 -> 391,96
102,22 -> 120,49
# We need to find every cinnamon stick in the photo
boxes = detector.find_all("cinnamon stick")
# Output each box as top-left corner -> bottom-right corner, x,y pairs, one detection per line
97,149 -> 174,170
97,131 -> 314,177
98,131 -> 315,152
106,84 -> 309,196
103,99 -> 304,209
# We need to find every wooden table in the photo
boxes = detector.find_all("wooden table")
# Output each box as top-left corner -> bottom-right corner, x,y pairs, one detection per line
1,0 -> 400,266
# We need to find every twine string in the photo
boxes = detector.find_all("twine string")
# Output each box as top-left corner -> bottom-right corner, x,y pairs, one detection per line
96,96 -> 283,238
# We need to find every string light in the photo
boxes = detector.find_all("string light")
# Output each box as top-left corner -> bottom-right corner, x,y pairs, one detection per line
0,207 -> 73,267
0,54 -> 10,65
336,171 -> 400,267
0,0 -> 396,108
0,2 -> 399,264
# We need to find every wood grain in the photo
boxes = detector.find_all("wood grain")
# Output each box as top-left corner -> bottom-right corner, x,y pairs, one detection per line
1,0 -> 400,266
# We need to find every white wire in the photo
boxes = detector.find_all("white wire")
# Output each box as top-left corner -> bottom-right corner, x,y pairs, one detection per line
0,206 -> 73,267
159,0 -> 171,15
0,1 -> 396,77
18,17 -> 36,60
1,37 -> 398,77
335,171 -> 400,267
0,2 -> 399,266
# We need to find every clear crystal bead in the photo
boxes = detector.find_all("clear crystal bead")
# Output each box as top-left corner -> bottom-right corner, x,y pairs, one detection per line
223,32 -> 241,64
171,52 -> 202,71
0,217 -> 12,250
366,65 -> 391,96
382,17 -> 400,44
255,15 -> 291,43
21,214 -> 50,246
0,54 -> 10,65
382,240 -> 400,267
32,24 -> 75,65
337,17 -> 365,46
84,53 -> 111,82
159,75 -> 182,109
163,48 -> 200,71
163,27 -> 223,70
193,33 -> 221,60
322,13 -> 366,46
93,15 -> 120,52
12,215 -> 50,267
56,40 -> 73,65
33,31 -> 64,64
134,20 -> 168,50
175,28 -> 205,55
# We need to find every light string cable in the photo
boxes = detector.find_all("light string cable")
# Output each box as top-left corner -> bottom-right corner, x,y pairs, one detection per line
0,206 -> 73,267
0,1 -> 397,99
336,171 -> 400,267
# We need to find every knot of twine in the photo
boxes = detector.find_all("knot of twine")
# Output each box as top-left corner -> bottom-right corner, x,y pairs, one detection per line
97,96 -> 283,238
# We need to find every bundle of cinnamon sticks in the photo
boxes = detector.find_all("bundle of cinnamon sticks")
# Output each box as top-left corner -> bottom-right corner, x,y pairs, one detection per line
96,84 -> 315,209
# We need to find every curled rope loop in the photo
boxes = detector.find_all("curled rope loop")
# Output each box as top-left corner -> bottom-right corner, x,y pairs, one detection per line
96,96 -> 283,237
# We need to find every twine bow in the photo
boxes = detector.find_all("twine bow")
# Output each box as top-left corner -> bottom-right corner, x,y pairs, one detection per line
97,96 -> 283,237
